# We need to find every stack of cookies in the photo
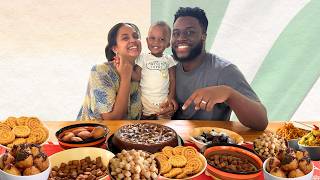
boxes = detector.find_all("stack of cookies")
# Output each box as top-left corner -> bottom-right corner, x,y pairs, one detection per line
0,116 -> 49,148
154,146 -> 204,179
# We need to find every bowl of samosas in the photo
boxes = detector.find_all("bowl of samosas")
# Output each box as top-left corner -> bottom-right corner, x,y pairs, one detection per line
263,148 -> 314,180
0,143 -> 51,180
56,123 -> 109,149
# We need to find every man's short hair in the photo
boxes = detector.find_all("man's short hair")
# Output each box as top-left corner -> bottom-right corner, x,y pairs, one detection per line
174,7 -> 208,33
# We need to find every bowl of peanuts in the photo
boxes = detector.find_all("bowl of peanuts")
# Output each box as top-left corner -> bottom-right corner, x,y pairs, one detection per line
48,147 -> 114,180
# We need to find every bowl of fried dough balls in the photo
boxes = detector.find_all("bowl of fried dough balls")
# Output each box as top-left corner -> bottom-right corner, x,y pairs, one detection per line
263,148 -> 314,180
0,143 -> 51,180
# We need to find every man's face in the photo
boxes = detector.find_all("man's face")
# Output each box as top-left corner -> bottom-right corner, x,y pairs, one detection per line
171,16 -> 205,62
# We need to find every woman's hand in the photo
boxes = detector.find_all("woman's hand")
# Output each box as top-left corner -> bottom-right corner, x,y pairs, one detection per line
182,85 -> 232,111
113,56 -> 133,80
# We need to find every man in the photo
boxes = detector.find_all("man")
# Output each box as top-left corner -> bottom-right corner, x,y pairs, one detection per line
160,7 -> 268,130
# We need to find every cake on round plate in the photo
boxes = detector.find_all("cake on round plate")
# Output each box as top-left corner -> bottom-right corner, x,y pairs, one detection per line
112,123 -> 179,153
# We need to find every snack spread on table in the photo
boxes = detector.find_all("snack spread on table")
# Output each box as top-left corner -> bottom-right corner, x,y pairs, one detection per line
265,148 -> 313,178
298,129 -> 320,146
112,123 -> 179,153
49,156 -> 107,180
253,132 -> 287,159
0,143 -> 49,176
0,116 -> 49,148
109,149 -> 159,179
276,123 -> 309,140
193,128 -> 235,144
59,126 -> 107,142
154,145 -> 204,179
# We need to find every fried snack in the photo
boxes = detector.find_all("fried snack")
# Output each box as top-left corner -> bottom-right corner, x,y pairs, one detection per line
176,166 -> 193,179
0,123 -> 11,132
270,167 -> 286,177
276,123 -> 309,140
29,127 -> 48,144
26,136 -> 37,144
185,157 -> 203,174
15,151 -> 33,169
33,153 -> 49,171
16,116 -> 29,126
182,146 -> 198,159
4,117 -> 17,128
159,160 -> 172,174
163,168 -> 183,178
4,164 -> 21,176
172,146 -> 184,155
288,168 -> 305,178
13,138 -> 27,146
154,152 -> 168,162
25,117 -> 42,129
23,166 -> 41,176
12,126 -> 31,137
168,155 -> 187,167
162,146 -> 174,158
298,158 -> 313,174
0,131 -> 15,145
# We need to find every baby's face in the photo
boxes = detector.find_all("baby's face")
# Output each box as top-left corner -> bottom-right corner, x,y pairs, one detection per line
146,26 -> 170,57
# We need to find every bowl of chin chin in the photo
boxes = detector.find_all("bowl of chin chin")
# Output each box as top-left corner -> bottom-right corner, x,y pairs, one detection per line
203,143 -> 263,180
55,123 -> 109,149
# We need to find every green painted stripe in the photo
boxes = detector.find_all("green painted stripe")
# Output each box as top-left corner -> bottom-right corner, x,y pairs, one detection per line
251,0 -> 320,120
151,0 -> 230,53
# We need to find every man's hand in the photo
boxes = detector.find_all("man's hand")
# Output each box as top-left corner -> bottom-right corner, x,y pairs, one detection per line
182,86 -> 231,111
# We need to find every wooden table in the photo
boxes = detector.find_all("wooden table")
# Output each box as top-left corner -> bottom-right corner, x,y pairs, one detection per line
44,120 -> 292,143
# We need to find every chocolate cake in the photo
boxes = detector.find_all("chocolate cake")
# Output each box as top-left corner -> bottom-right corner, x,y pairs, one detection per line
112,123 -> 179,153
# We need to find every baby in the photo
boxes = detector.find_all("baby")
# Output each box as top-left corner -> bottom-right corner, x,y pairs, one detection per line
134,21 -> 177,119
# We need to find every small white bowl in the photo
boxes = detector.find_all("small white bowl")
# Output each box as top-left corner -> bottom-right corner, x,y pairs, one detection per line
263,157 -> 314,180
0,154 -> 51,180
159,153 -> 207,180
189,127 -> 244,149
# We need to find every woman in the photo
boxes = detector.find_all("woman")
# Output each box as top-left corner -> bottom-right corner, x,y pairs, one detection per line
77,23 -> 142,120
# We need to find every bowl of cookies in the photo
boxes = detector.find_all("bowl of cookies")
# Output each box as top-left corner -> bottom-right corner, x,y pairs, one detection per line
203,143 -> 263,180
108,149 -> 160,180
0,116 -> 49,149
263,148 -> 314,179
189,127 -> 244,149
49,147 -> 114,179
55,123 -> 109,149
0,143 -> 51,180
154,146 -> 207,180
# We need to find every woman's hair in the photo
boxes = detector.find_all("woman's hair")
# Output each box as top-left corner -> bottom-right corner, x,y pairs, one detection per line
105,23 -> 140,61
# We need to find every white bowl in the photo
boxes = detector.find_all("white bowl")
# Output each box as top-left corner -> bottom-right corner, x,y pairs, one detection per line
263,157 -> 314,180
159,153 -> 207,180
0,154 -> 51,180
189,127 -> 244,149
49,147 -> 114,179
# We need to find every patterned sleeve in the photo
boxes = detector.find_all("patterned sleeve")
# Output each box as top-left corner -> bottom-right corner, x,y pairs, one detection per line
88,64 -> 117,117
167,55 -> 177,68
218,64 -> 260,102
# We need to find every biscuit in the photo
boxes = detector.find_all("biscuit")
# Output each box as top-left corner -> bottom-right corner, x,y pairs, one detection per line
25,117 -> 42,129
162,146 -> 174,158
185,157 -> 203,174
182,146 -> 198,159
13,138 -> 27,145
163,168 -> 183,178
0,123 -> 11,132
0,131 -> 15,145
172,146 -> 184,155
154,152 -> 168,162
4,117 -> 17,128
12,126 -> 31,138
169,155 -> 187,167
159,160 -> 172,175
29,127 -> 48,144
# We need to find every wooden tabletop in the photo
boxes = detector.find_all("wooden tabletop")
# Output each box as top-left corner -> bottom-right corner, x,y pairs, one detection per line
44,120 -> 295,143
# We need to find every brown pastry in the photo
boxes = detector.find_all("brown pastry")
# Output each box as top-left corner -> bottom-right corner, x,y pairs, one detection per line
91,126 -> 106,139
61,132 -> 75,142
71,127 -> 87,136
281,155 -> 298,171
288,168 -> 305,178
270,167 -> 286,178
298,157 -> 313,174
23,166 -> 41,176
77,130 -> 92,140
266,157 -> 281,172
70,136 -> 83,142
0,153 -> 15,168
3,164 -> 21,176
30,144 -> 42,157
15,151 -> 33,169
33,152 -> 49,171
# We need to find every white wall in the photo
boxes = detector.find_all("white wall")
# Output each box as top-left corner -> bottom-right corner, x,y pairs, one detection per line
0,0 -> 150,120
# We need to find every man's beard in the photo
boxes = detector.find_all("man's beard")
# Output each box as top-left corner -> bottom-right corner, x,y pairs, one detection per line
172,41 -> 203,62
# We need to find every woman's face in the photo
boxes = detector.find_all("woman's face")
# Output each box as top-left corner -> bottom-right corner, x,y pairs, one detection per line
113,24 -> 141,61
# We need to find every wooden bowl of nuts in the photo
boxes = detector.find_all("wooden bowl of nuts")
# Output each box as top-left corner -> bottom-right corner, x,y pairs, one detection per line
253,132 -> 287,161
107,149 -> 160,180
55,123 -> 109,149
48,147 -> 114,180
